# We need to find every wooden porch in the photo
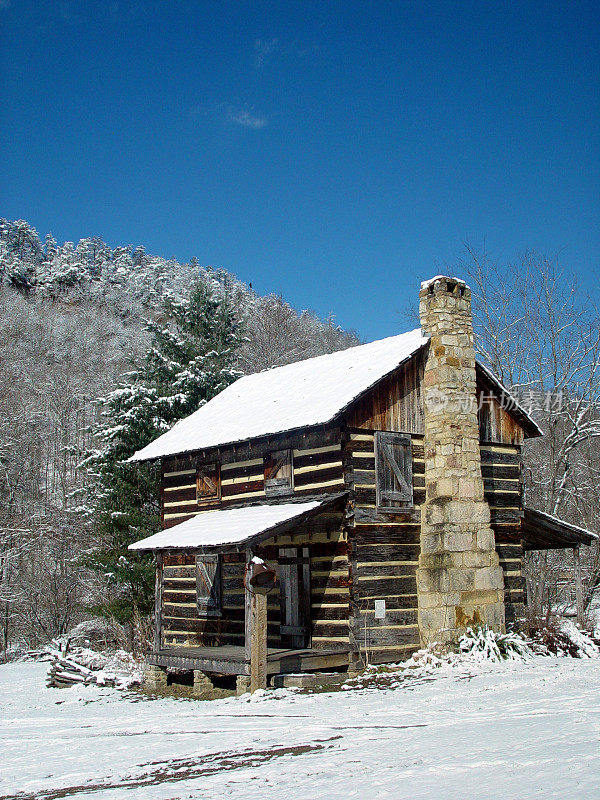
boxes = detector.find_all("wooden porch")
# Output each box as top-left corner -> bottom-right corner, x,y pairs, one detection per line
148,645 -> 350,676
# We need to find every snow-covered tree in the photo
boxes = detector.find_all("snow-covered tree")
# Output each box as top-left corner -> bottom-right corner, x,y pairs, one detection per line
84,276 -> 243,649
0,217 -> 358,655
464,249 -> 600,619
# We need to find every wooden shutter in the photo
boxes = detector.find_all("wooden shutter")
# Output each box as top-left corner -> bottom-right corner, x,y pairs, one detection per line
196,555 -> 222,617
375,431 -> 413,511
264,450 -> 293,497
196,463 -> 220,504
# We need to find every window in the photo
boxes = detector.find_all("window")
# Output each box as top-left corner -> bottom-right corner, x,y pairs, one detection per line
375,431 -> 413,512
195,554 -> 222,617
264,449 -> 293,497
196,463 -> 220,505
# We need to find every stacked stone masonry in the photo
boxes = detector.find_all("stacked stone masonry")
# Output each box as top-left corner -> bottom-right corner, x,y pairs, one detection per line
417,276 -> 505,643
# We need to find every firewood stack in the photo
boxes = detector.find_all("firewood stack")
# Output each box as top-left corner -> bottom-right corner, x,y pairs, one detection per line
45,639 -> 143,689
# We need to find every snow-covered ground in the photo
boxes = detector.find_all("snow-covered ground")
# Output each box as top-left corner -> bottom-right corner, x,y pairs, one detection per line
1,658 -> 599,800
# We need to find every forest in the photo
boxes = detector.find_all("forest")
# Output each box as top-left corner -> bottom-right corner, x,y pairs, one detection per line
0,219 -> 598,657
0,219 -> 358,654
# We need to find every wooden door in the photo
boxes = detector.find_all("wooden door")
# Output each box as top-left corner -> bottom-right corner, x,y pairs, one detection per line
278,547 -> 310,648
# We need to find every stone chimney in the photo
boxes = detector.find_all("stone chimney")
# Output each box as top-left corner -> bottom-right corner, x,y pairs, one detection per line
417,276 -> 505,643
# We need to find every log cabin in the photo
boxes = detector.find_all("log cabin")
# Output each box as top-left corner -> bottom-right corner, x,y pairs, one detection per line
128,275 -> 596,694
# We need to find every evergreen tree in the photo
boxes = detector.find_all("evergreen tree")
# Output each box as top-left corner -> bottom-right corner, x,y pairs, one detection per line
86,276 -> 242,648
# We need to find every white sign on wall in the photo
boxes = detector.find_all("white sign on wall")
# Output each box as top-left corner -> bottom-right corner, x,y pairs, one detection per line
374,599 -> 386,619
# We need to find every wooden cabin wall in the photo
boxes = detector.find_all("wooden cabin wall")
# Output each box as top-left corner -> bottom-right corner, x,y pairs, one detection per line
345,353 -> 525,448
344,431 -> 526,663
160,551 -> 256,648
158,511 -> 349,652
344,429 -> 423,664
346,352 -> 425,434
477,377 -> 526,447
160,428 -> 346,528
481,442 -> 526,623
257,511 -> 350,652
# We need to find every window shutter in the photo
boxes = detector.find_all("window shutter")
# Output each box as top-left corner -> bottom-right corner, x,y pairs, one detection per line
195,555 -> 222,616
196,463 -> 220,504
375,431 -> 413,511
264,450 -> 293,497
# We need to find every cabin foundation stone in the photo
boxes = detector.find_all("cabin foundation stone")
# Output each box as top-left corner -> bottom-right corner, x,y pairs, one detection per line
417,276 -> 505,644
236,675 -> 251,695
144,664 -> 168,691
192,670 -> 215,698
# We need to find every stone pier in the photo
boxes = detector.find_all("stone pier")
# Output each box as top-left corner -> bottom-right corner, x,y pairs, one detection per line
417,275 -> 505,644
144,664 -> 168,691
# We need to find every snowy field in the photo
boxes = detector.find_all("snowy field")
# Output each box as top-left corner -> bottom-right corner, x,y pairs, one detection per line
1,658 -> 599,800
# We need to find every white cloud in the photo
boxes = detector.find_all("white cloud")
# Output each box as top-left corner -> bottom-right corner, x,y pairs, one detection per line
228,107 -> 268,129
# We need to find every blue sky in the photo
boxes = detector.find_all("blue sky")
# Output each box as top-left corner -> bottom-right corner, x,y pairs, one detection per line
1,0 -> 598,341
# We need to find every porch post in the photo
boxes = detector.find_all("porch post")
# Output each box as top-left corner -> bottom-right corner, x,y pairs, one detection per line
573,546 -> 584,627
244,550 -> 252,661
154,552 -> 163,652
250,591 -> 268,693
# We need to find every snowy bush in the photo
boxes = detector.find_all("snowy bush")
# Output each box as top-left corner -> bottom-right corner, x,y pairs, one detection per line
534,619 -> 600,658
459,627 -> 537,662
55,618 -> 128,652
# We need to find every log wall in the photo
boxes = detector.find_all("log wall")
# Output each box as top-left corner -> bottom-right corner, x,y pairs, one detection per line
161,551 -> 248,648
161,428 -> 345,528
343,432 -> 526,665
256,513 -> 350,652
159,511 -> 349,652
481,442 -> 525,623
344,429 -> 423,664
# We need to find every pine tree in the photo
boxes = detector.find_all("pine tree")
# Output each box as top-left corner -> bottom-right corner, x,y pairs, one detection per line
85,275 -> 242,649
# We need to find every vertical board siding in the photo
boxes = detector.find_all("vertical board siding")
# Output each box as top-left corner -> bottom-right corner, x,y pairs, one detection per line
346,351 -> 425,434
476,374 -> 526,446
344,351 -> 527,447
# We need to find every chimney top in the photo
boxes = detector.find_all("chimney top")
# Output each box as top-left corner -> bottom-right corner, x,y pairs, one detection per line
419,274 -> 473,339
420,275 -> 470,297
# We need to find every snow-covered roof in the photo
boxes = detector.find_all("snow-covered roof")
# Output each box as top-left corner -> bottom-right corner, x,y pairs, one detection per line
129,499 -> 328,551
129,328 -> 428,461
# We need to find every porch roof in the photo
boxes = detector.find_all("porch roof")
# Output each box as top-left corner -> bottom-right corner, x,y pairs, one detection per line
522,507 -> 597,550
128,494 -> 346,552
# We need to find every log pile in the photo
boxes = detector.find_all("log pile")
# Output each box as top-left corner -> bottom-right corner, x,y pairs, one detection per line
45,641 -> 143,689
46,654 -> 97,688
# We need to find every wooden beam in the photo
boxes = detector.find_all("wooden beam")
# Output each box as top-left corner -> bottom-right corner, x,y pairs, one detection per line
574,546 -> 584,627
244,550 -> 252,661
154,553 -> 163,652
250,591 -> 267,693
